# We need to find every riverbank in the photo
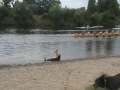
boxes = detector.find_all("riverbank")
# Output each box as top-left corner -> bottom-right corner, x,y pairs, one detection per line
0,57 -> 120,90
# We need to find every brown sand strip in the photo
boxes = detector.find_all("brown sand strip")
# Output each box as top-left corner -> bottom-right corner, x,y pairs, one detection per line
0,57 -> 120,90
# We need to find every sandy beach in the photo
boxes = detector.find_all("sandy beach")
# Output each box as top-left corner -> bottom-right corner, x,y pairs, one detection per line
0,57 -> 120,90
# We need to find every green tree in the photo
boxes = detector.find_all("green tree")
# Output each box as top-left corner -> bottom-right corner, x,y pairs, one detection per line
101,11 -> 116,28
61,7 -> 75,29
35,0 -> 61,15
23,0 -> 36,4
23,0 -> 37,14
97,0 -> 119,16
87,0 -> 96,14
13,2 -> 35,28
90,12 -> 103,26
0,6 -> 9,27
74,7 -> 86,26
116,16 -> 120,25
48,5 -> 63,29
109,0 -> 119,16
0,6 -> 9,18
97,0 -> 106,12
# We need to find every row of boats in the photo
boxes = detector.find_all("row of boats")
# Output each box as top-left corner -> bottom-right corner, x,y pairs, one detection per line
72,25 -> 120,38
72,31 -> 120,38
74,33 -> 120,38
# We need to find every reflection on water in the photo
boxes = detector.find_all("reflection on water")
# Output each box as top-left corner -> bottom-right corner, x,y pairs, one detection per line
0,34 -> 120,65
85,37 -> 116,57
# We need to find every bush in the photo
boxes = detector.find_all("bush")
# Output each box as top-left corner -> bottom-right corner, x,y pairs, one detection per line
0,17 -> 16,27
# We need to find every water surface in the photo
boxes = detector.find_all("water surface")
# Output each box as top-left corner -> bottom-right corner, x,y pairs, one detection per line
0,34 -> 120,65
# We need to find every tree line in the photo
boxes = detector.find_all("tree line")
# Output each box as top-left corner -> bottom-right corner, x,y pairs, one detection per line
0,0 -> 120,31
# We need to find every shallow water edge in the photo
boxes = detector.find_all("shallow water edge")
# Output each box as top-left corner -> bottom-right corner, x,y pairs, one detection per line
0,56 -> 120,69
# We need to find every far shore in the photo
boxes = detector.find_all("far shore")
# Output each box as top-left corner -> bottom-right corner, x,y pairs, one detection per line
0,56 -> 120,90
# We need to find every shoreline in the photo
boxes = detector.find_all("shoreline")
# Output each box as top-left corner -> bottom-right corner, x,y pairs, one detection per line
0,56 -> 120,68
0,56 -> 120,90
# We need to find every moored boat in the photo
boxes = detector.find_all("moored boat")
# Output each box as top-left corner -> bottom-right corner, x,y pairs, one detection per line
66,33 -> 120,38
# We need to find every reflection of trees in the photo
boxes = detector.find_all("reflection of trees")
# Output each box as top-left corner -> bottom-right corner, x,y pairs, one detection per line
86,40 -> 93,53
104,38 -> 115,55
95,40 -> 102,53
85,38 -> 116,57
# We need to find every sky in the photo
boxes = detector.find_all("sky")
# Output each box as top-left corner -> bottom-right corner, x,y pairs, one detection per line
60,0 -> 89,9
19,0 -> 120,9
60,0 -> 120,9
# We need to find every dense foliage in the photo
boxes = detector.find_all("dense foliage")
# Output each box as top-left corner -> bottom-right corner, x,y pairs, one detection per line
0,0 -> 120,31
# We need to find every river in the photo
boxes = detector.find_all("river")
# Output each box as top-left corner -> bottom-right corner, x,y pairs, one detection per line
0,34 -> 120,65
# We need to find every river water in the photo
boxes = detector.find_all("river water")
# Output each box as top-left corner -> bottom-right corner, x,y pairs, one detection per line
0,34 -> 120,65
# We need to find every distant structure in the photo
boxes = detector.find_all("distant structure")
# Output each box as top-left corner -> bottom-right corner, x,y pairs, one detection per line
75,25 -> 104,30
112,25 -> 120,30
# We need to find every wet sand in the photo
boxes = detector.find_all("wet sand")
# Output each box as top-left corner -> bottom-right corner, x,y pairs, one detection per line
0,57 -> 120,90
